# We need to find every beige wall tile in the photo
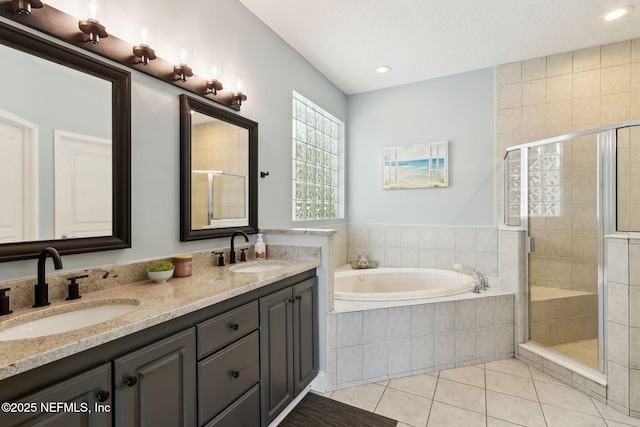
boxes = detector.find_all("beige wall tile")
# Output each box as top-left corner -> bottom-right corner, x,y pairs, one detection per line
546,101 -> 572,128
523,57 -> 547,81
572,150 -> 597,178
572,232 -> 598,259
547,74 -> 573,102
632,38 -> 640,63
601,93 -> 631,123
573,46 -> 601,72
633,91 -> 640,120
572,205 -> 597,231
521,130 -> 546,144
522,104 -> 547,131
499,62 -> 522,85
572,179 -> 596,205
547,52 -> 573,77
498,107 -> 522,133
522,79 -> 547,106
546,127 -> 572,139
573,97 -> 601,126
602,40 -> 631,67
546,231 -> 572,256
632,63 -> 640,91
572,134 -> 597,152
573,70 -> 601,98
602,64 -> 631,95
498,83 -> 522,109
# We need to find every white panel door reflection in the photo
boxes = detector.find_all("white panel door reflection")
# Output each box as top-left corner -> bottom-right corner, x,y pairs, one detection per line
54,130 -> 112,239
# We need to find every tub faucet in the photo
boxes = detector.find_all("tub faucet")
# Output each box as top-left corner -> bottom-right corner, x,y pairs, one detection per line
229,230 -> 249,264
453,264 -> 488,291
34,247 -> 63,307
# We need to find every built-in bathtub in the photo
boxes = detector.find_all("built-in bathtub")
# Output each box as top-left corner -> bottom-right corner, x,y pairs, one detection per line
327,266 -> 515,391
334,267 -> 477,301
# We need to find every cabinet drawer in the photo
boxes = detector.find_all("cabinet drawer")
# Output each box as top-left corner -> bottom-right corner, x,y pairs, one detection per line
198,331 -> 259,424
204,384 -> 260,427
197,301 -> 259,359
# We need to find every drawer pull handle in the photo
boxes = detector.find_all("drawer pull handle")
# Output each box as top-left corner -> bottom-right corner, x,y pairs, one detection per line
96,390 -> 110,402
231,370 -> 240,379
124,376 -> 138,387
230,323 -> 239,331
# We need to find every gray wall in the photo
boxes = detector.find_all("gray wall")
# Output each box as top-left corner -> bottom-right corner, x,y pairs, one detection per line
346,68 -> 495,225
0,0 -> 347,280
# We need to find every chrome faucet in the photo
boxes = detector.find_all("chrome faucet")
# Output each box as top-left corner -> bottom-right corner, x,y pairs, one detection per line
453,264 -> 488,291
229,230 -> 249,264
34,247 -> 63,307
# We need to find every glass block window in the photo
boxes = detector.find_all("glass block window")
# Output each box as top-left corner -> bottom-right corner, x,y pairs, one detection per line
505,149 -> 521,226
528,143 -> 562,217
292,91 -> 342,221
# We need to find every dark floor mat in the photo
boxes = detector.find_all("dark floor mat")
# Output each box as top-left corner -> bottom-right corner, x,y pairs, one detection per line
279,392 -> 397,427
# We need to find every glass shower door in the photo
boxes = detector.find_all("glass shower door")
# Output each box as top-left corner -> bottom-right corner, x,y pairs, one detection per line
527,138 -> 600,370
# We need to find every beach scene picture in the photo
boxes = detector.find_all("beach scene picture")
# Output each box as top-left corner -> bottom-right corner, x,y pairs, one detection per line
383,141 -> 449,189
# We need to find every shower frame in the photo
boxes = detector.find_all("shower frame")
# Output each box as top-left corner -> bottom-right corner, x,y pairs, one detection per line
503,119 -> 640,374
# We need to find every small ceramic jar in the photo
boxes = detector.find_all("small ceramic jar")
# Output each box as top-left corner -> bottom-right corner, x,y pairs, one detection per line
173,255 -> 193,277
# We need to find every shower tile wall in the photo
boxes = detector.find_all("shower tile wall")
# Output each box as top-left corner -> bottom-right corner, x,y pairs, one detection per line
617,126 -> 640,231
346,224 -> 498,281
328,294 -> 514,390
496,38 -> 640,223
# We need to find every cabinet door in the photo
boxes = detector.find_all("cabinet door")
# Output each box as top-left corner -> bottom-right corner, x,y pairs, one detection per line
113,328 -> 196,427
293,277 -> 318,395
259,287 -> 294,425
0,363 -> 111,427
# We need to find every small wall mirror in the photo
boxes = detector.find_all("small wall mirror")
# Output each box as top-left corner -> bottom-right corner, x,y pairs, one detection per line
180,95 -> 258,240
0,22 -> 130,262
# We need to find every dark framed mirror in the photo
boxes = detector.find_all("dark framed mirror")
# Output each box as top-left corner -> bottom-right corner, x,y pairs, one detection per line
180,95 -> 258,241
0,21 -> 131,262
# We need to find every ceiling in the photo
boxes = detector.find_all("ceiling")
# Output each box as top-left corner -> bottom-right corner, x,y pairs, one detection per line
239,0 -> 640,95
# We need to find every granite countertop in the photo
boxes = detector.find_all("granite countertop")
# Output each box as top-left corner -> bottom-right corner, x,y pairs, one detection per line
0,258 -> 320,381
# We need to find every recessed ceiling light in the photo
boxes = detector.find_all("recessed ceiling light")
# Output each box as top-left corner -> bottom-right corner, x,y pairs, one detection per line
604,6 -> 633,21
376,66 -> 392,74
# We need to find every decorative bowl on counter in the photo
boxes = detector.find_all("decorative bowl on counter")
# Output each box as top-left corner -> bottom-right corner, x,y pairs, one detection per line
146,261 -> 176,282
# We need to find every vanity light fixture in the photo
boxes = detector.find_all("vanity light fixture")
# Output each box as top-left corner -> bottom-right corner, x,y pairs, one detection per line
78,0 -> 108,44
12,0 -> 43,15
173,41 -> 193,82
204,60 -> 223,95
133,18 -> 156,66
230,72 -> 248,106
604,6 -> 634,20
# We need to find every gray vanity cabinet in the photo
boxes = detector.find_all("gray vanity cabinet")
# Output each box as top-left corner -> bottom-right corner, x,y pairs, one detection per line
260,276 -> 318,425
196,301 -> 260,426
0,363 -> 111,427
113,328 -> 196,427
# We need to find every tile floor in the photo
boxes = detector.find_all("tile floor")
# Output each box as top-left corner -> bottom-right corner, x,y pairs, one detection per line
321,358 -> 640,427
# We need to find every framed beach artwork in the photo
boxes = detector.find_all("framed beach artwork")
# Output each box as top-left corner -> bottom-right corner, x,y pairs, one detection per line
383,141 -> 449,189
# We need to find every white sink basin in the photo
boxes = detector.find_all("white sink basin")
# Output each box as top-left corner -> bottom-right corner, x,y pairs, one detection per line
229,261 -> 287,273
0,299 -> 139,341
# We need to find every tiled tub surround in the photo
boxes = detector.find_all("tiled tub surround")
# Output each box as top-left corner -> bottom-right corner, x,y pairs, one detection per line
346,224 -> 500,286
0,252 -> 320,380
328,292 -> 515,390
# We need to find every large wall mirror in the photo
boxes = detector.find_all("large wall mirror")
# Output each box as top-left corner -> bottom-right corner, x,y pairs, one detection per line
180,95 -> 258,240
0,22 -> 131,261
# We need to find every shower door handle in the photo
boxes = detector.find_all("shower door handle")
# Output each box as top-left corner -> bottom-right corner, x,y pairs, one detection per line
527,237 -> 535,253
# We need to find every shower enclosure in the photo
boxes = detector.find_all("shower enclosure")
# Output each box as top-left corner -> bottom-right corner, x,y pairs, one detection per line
504,120 -> 640,372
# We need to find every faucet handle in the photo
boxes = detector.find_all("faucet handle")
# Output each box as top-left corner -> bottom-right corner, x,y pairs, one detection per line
240,248 -> 247,262
0,288 -> 12,316
213,251 -> 225,267
66,275 -> 88,300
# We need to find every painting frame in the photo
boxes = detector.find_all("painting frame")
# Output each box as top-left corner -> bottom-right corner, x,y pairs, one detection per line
383,141 -> 449,189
